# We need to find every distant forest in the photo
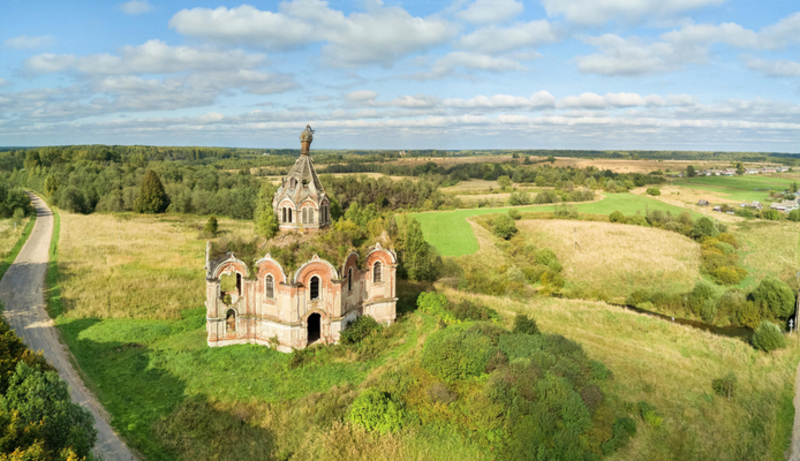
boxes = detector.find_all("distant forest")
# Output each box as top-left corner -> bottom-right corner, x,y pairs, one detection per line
0,144 -> 794,220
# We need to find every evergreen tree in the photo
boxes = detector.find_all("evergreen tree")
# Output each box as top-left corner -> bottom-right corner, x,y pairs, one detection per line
254,182 -> 279,239
134,169 -> 169,213
403,218 -> 440,281
687,165 -> 697,177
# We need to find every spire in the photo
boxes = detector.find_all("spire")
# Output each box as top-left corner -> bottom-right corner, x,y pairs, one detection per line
300,124 -> 314,156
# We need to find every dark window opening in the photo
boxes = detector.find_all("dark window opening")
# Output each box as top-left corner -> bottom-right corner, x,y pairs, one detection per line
282,207 -> 287,223
310,276 -> 320,300
288,208 -> 293,223
348,267 -> 353,291
266,275 -> 274,299
373,262 -> 382,283
307,313 -> 321,343
226,309 -> 236,332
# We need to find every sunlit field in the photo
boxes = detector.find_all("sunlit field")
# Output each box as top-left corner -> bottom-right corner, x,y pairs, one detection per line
0,217 -> 30,261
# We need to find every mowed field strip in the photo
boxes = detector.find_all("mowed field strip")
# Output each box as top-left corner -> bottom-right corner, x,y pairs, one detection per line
410,193 -> 701,257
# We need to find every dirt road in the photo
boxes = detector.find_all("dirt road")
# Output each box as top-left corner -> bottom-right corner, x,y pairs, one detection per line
0,194 -> 137,460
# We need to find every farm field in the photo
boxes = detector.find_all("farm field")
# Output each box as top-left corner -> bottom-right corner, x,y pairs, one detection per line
411,193 -> 701,257
516,220 -> 702,301
673,175 -> 799,203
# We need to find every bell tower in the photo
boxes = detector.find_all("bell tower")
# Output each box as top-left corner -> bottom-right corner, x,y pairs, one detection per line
272,125 -> 331,232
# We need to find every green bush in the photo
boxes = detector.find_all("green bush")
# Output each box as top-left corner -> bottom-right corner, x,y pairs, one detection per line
737,301 -> 761,329
602,416 -> 636,454
512,314 -> 540,335
750,278 -> 795,319
751,321 -> 786,352
712,265 -> 747,285
493,214 -> 517,240
507,209 -> 521,220
762,209 -> 781,221
422,324 -> 497,382
638,401 -> 663,428
348,388 -> 404,434
717,290 -> 746,318
690,217 -> 719,240
701,299 -> 718,324
609,210 -> 626,223
789,209 -> 800,222
712,372 -> 737,400
340,315 -> 382,345
450,300 -> 498,322
646,187 -> 661,196
535,248 -> 558,267
688,281 -> 716,314
203,216 -> 218,236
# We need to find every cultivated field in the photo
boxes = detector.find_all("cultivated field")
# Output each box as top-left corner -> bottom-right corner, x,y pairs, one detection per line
439,286 -> 800,461
411,193 -> 701,257
517,220 -> 702,301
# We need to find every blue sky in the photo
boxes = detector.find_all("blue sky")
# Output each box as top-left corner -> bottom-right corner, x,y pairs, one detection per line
2,0 -> 800,151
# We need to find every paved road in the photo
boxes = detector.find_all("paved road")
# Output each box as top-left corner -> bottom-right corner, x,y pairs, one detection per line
0,194 -> 137,461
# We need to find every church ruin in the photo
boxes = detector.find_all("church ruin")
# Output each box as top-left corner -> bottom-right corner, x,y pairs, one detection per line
204,125 -> 398,352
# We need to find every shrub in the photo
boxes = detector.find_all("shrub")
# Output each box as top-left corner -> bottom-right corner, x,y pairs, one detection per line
203,216 -> 218,236
627,214 -> 649,226
690,217 -> 719,240
717,290 -> 746,318
422,324 -> 497,382
762,209 -> 781,221
508,191 -> 531,206
701,299 -> 718,324
609,210 -> 626,223
513,314 -> 540,335
493,214 -> 517,240
134,169 -> 170,213
712,372 -> 737,400
737,301 -> 761,329
535,248 -> 558,267
752,321 -> 786,352
750,278 -> 795,319
646,187 -> 661,196
712,266 -> 747,285
507,209 -> 521,220
789,209 -> 800,222
688,281 -> 716,314
602,416 -> 637,454
416,292 -> 457,324
717,232 -> 739,248
540,269 -> 565,289
348,388 -> 404,434
451,300 -> 498,321
638,401 -> 663,428
340,315 -> 382,345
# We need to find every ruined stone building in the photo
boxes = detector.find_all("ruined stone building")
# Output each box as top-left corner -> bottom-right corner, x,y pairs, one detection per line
205,126 -> 398,351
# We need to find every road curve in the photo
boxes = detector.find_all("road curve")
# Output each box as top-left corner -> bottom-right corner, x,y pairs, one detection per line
0,194 -> 137,461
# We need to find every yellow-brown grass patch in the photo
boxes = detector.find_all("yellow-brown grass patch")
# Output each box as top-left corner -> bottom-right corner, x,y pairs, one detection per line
58,211 -> 253,319
630,186 -> 744,223
736,220 -> 800,289
518,219 -> 701,300
0,217 -> 30,260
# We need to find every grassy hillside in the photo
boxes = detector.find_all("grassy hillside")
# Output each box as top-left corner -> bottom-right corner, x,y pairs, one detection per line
515,220 -> 702,301
674,175 -> 799,203
411,193 -> 701,257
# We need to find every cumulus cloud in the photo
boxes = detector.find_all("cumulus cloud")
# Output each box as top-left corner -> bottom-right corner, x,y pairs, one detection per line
575,34 -> 706,76
455,0 -> 523,24
0,78 -> 10,88
541,0 -> 727,25
444,91 -> 556,109
412,51 -> 526,80
557,92 -> 668,108
120,0 -> 153,15
169,1 -> 457,68
458,20 -> 558,54
743,57 -> 800,77
3,35 -> 55,50
346,90 -> 378,101
25,40 -> 265,75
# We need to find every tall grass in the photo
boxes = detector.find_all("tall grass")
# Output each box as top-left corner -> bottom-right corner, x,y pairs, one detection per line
0,215 -> 35,282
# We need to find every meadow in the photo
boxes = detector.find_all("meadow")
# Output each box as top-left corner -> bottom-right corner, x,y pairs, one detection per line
0,216 -> 33,281
674,174 -> 799,203
735,220 -> 800,291
515,220 -> 702,301
410,193 -> 702,257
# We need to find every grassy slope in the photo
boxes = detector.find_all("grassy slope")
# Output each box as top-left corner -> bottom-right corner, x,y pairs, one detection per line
411,193 -> 701,257
49,210 -> 487,461
735,220 -> 800,291
516,220 -> 702,300
674,175 -> 798,203
0,215 -> 35,282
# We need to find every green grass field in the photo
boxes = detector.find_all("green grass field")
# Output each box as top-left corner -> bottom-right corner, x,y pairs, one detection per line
674,175 -> 798,203
0,215 -> 35,282
410,193 -> 700,257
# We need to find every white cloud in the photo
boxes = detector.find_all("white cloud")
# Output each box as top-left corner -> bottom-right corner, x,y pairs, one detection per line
444,91 -> 556,109
169,1 -> 457,68
120,0 -> 153,15
413,51 -> 526,79
459,20 -> 557,54
541,0 -> 727,25
346,90 -> 378,101
557,92 -> 669,108
25,40 -> 265,75
575,34 -> 706,76
0,78 -> 10,88
3,35 -> 55,50
743,57 -> 800,77
455,0 -> 523,24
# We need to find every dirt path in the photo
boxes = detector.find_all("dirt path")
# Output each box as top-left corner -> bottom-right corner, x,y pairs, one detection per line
0,194 -> 137,461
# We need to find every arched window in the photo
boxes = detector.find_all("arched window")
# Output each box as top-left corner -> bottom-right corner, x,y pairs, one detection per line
310,276 -> 320,300
309,208 -> 315,223
265,274 -> 274,299
348,267 -> 353,291
373,261 -> 382,283
282,207 -> 287,223
226,309 -> 236,332
288,208 -> 293,223
302,208 -> 308,224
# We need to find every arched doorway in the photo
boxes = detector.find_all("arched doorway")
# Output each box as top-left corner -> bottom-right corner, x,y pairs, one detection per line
307,313 -> 321,344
